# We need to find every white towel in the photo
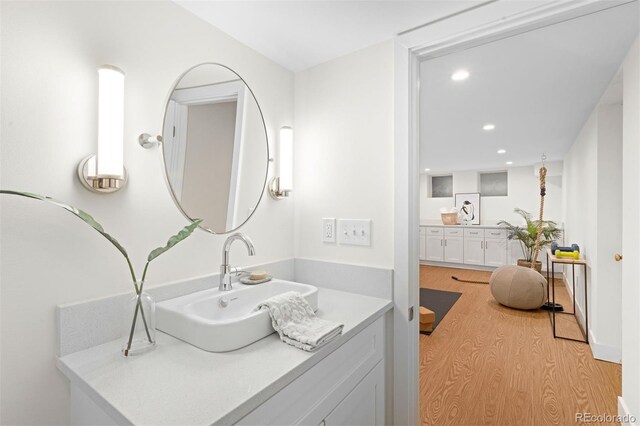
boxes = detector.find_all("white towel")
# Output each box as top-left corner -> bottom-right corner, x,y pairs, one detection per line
255,291 -> 344,351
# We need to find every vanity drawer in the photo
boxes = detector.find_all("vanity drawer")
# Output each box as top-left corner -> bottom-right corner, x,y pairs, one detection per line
426,227 -> 443,236
444,228 -> 463,237
464,228 -> 484,238
485,229 -> 507,239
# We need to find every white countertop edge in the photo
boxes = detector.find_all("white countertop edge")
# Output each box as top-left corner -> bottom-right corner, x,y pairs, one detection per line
56,288 -> 392,426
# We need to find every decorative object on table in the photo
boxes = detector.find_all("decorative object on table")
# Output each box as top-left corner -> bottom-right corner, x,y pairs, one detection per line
0,190 -> 201,356
551,242 -> 580,259
454,193 -> 480,225
418,288 -> 462,335
255,291 -> 343,351
497,208 -> 562,273
551,242 -> 580,253
489,265 -> 547,310
439,207 -> 459,225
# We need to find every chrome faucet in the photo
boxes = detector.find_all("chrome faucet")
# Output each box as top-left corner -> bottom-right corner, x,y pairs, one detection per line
219,233 -> 255,291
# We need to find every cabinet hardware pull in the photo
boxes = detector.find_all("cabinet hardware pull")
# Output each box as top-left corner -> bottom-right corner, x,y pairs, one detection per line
481,241 -> 483,249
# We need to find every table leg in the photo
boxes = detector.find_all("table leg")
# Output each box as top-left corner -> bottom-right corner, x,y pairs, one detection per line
552,260 -> 556,337
572,263 -> 576,315
584,264 -> 589,344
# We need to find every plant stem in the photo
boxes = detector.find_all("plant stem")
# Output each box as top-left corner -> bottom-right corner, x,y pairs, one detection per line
125,256 -> 152,343
124,261 -> 153,356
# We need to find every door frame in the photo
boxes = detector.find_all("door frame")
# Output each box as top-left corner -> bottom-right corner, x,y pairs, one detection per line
392,1 -> 634,424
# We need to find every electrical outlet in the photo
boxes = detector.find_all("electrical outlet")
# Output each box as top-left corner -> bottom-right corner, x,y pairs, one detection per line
338,219 -> 371,246
322,218 -> 336,243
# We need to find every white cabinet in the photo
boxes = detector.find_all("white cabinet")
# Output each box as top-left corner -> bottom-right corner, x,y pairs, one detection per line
463,237 -> 485,265
237,318 -> 385,426
443,229 -> 463,264
424,227 -> 444,262
324,361 -> 384,426
484,229 -> 507,267
422,226 -> 509,269
419,228 -> 426,261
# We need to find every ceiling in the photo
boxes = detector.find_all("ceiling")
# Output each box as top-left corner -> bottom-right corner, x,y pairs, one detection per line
420,2 -> 639,174
175,0 -> 485,72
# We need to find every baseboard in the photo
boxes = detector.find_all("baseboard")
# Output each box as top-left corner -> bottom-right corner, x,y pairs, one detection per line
619,396 -> 637,425
560,273 -> 621,364
422,261 -> 564,278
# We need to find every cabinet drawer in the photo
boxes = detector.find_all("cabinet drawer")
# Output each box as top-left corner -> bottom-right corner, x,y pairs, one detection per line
444,228 -> 463,237
485,229 -> 507,239
464,228 -> 484,238
426,227 -> 443,236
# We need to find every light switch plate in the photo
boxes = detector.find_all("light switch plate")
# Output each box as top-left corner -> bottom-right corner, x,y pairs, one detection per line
338,219 -> 371,246
322,218 -> 336,243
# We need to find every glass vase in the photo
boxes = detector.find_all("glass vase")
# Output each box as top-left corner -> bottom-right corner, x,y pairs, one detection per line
121,284 -> 156,357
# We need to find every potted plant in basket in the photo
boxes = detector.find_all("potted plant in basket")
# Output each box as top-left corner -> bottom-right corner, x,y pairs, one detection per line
498,208 -> 562,273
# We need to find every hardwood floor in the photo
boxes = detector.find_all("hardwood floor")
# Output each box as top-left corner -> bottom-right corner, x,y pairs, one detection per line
419,265 -> 621,426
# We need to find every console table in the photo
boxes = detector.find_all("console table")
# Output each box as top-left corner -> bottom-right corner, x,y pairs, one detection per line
545,248 -> 589,344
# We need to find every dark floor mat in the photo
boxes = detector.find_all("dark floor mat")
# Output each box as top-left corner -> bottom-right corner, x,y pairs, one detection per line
419,288 -> 462,335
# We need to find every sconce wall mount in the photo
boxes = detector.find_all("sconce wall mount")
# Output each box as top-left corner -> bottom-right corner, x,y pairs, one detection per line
268,126 -> 293,200
77,65 -> 127,194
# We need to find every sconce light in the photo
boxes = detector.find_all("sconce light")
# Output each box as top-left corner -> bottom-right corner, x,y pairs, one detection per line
77,65 -> 128,193
269,126 -> 293,199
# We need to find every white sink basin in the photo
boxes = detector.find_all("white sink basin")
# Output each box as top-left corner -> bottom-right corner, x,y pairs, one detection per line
156,279 -> 318,352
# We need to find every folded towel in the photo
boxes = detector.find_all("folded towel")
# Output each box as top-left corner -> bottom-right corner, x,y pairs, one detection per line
255,291 -> 344,351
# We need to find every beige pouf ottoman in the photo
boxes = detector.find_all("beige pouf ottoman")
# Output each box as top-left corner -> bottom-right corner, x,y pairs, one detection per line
489,265 -> 547,310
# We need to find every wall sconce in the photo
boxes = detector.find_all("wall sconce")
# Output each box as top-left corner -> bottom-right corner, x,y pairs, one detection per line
269,126 -> 293,199
77,65 -> 128,193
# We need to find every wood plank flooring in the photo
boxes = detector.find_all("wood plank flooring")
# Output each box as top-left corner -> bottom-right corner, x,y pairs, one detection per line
419,265 -> 621,426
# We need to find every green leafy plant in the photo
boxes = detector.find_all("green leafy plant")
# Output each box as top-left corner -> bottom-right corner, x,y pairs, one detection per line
498,208 -> 562,262
0,190 -> 202,355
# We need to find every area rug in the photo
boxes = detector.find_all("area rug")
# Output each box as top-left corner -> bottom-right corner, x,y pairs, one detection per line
419,288 -> 462,335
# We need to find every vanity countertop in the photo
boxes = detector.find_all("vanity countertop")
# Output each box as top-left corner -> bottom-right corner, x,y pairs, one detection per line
57,288 -> 392,426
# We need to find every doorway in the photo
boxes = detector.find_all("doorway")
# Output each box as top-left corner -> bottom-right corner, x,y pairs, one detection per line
398,2 -> 639,424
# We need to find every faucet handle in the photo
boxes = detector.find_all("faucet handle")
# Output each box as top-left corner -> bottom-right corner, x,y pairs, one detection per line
230,266 -> 247,276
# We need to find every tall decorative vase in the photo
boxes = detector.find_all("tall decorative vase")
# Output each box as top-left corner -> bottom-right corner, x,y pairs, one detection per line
122,283 -> 156,356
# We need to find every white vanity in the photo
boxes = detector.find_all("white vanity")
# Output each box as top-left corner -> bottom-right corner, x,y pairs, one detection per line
57,287 -> 391,425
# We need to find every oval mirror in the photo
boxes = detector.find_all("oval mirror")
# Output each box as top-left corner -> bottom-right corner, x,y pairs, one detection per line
161,63 -> 269,234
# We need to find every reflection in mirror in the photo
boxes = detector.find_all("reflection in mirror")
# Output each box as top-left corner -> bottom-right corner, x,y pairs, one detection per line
162,63 -> 268,234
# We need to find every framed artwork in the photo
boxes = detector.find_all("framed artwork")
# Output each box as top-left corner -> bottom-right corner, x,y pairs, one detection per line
455,192 -> 481,225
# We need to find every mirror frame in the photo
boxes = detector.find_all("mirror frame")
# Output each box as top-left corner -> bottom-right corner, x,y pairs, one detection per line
160,62 -> 270,234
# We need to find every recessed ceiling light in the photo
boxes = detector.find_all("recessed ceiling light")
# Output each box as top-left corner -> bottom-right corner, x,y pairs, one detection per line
506,161 -> 513,165
451,69 -> 470,81
424,168 -> 431,172
497,149 -> 506,154
483,124 -> 496,131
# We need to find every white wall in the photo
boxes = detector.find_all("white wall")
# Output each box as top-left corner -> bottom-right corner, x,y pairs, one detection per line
621,37 -> 640,421
563,83 -> 624,362
421,165 -> 564,224
0,2 -> 294,424
293,41 -> 395,269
